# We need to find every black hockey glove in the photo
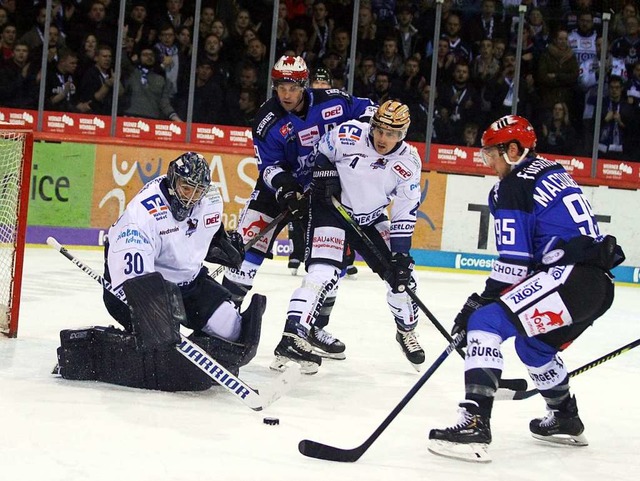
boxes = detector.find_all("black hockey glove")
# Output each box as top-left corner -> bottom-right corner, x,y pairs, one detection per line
275,184 -> 308,220
312,164 -> 341,206
385,252 -> 414,294
452,293 -> 493,338
205,229 -> 245,269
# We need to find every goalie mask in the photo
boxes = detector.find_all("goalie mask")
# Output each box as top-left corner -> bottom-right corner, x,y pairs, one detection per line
166,152 -> 211,221
481,115 -> 536,166
370,100 -> 411,141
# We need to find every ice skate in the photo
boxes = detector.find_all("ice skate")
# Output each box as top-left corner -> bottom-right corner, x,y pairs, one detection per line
428,401 -> 492,463
308,326 -> 346,360
530,396 -> 588,446
345,264 -> 358,279
288,259 -> 301,276
396,328 -> 425,371
271,325 -> 321,375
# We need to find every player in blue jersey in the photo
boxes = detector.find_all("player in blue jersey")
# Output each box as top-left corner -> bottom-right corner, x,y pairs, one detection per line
428,115 -> 625,463
222,55 -> 376,360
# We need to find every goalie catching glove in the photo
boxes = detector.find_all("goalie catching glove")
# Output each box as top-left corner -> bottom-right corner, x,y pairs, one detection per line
385,252 -> 414,294
205,228 -> 244,269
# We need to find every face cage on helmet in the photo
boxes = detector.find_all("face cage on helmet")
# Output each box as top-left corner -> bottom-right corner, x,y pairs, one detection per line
173,176 -> 210,210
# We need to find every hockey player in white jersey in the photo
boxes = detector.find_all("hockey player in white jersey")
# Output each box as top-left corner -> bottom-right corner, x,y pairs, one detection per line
61,152 -> 268,391
271,100 -> 425,374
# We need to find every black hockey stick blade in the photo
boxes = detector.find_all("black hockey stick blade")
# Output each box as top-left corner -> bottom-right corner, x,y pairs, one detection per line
298,333 -> 465,462
495,337 -> 640,401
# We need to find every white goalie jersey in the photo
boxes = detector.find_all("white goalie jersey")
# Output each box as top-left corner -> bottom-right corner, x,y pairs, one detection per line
315,119 -> 422,250
107,176 -> 224,289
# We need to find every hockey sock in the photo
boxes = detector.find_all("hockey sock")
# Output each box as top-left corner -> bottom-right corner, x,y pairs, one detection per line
464,330 -> 505,418
525,355 -> 570,410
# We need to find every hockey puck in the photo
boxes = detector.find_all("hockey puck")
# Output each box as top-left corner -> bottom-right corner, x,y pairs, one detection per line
263,417 -> 280,426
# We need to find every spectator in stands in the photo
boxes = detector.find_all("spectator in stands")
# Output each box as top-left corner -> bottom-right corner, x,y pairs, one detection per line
454,121 -> 482,147
611,15 -> 640,75
437,61 -> 480,138
356,3 -> 378,59
154,0 -> 193,32
241,36 -> 269,93
0,21 -> 15,60
176,25 -> 192,58
45,48 -> 91,113
78,44 -> 122,116
174,60 -> 224,125
466,0 -> 509,54
287,26 -> 311,60
226,8 -> 256,61
625,61 -> 640,107
492,37 -> 506,64
598,75 -> 636,160
331,27 -> 351,69
393,5 -> 422,61
375,36 -> 404,79
0,6 -> 8,31
0,41 -> 37,109
353,55 -> 377,98
536,29 -> 579,118
19,6 -> 64,52
372,70 -> 392,104
307,0 -> 333,63
76,33 -> 98,82
200,33 -> 231,89
121,46 -> 181,121
538,102 -> 579,154
154,23 -> 187,100
530,8 -> 551,56
276,1 -> 290,56
69,0 -> 117,50
391,55 -> 427,105
407,84 -> 450,143
125,0 -> 156,50
227,87 -> 260,127
225,62 -> 259,122
441,12 -> 473,65
211,18 -> 230,45
198,5 -> 216,42
610,1 -> 638,41
370,0 -> 398,38
471,38 -> 500,88
563,0 -> 601,33
568,11 -> 598,65
421,37 -> 456,83
320,50 -> 345,82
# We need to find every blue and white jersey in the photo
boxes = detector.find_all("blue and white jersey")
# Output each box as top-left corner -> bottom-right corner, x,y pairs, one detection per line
107,176 -> 224,289
252,88 -> 376,191
483,155 -> 600,297
315,119 -> 422,254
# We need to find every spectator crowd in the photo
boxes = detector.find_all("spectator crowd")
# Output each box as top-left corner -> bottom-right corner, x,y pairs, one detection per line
1,0 -> 639,160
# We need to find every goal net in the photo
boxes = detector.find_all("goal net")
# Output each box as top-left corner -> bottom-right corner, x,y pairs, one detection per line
0,129 -> 33,338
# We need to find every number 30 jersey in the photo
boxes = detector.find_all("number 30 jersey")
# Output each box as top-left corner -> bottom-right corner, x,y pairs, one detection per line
484,155 -> 601,297
106,176 -> 224,290
314,119 -> 422,254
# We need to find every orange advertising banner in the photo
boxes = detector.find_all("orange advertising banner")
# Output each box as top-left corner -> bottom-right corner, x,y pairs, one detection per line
413,171 -> 447,251
90,145 -> 258,230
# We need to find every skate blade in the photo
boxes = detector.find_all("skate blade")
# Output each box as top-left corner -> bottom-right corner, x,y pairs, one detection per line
289,268 -> 299,276
311,348 -> 346,360
428,439 -> 491,463
531,432 -> 588,447
51,363 -> 61,375
397,343 -> 424,372
270,356 -> 319,375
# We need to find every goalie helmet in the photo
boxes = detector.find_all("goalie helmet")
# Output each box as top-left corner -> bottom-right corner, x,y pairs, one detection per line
370,100 -> 411,140
481,115 -> 536,165
271,55 -> 309,88
166,152 -> 211,221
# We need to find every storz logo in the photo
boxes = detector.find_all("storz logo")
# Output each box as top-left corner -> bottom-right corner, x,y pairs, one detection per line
392,162 -> 412,180
506,280 -> 543,305
141,194 -> 169,220
322,105 -> 343,120
205,213 -> 221,227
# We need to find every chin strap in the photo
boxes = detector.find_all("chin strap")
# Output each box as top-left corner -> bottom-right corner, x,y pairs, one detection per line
503,147 -> 530,165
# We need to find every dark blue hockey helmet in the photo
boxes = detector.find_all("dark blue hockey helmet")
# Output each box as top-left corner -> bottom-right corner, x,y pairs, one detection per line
166,152 -> 211,221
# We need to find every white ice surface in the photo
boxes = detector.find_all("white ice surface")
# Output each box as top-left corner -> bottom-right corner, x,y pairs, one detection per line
1,247 -> 639,481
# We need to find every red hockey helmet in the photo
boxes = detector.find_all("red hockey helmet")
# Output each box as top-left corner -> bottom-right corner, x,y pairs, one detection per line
271,55 -> 309,88
481,115 -> 536,165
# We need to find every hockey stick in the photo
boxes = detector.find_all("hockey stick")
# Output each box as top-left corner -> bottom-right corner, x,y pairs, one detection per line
210,210 -> 289,278
495,337 -> 640,401
46,236 -> 299,411
330,197 -> 528,391
299,331 -> 466,462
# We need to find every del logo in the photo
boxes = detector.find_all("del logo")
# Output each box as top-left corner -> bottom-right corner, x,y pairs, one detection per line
532,308 -> 565,327
322,105 -> 343,120
141,195 -> 169,215
337,124 -> 361,141
186,218 -> 198,237
392,162 -> 412,180
243,216 -> 270,238
205,213 -> 221,227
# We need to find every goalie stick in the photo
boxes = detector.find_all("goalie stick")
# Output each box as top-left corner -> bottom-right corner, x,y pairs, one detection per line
46,236 -> 299,411
299,332 -> 466,462
330,197 -> 528,392
495,337 -> 640,401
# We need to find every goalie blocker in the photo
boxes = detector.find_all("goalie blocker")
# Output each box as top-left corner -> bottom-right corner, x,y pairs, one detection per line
56,273 -> 266,392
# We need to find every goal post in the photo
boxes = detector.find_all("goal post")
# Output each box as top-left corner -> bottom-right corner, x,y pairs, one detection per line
0,129 -> 33,338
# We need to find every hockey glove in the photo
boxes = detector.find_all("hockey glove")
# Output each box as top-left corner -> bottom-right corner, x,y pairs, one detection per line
312,165 -> 341,206
385,252 -> 414,294
205,229 -> 245,269
452,293 -> 493,338
275,185 -> 308,220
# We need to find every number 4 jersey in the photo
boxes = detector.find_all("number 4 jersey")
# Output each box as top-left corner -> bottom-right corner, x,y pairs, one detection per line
106,176 -> 224,290
484,155 -> 601,297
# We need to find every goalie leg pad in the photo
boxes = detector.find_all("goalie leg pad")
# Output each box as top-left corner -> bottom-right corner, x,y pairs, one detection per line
122,272 -> 183,351
237,293 -> 267,366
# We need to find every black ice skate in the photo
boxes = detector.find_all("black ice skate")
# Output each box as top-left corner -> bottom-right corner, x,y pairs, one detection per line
428,401 -> 492,463
288,259 -> 301,276
308,326 -> 346,360
530,395 -> 588,446
396,329 -> 425,371
345,264 -> 358,279
271,323 -> 321,375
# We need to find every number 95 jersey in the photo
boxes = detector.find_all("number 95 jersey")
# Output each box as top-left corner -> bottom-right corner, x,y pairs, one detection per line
106,176 -> 224,290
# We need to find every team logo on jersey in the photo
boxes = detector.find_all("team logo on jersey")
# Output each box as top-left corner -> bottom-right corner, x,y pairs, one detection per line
204,213 -> 221,228
321,104 -> 343,120
298,125 -> 320,146
141,194 -> 169,220
370,157 -> 387,169
186,218 -> 198,237
280,122 -> 293,137
242,215 -> 270,239
392,162 -> 413,180
337,124 -> 361,142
